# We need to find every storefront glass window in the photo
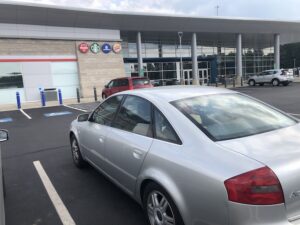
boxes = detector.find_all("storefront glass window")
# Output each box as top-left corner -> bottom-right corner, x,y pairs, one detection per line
0,63 -> 23,89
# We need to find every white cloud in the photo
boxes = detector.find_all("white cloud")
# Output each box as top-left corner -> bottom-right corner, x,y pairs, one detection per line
5,0 -> 300,20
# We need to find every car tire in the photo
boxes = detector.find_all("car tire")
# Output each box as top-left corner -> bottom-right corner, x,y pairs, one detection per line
249,80 -> 256,86
70,135 -> 86,168
102,93 -> 107,100
272,79 -> 280,86
143,182 -> 185,225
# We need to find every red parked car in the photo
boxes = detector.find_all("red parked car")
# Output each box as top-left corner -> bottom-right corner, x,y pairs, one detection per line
102,77 -> 153,99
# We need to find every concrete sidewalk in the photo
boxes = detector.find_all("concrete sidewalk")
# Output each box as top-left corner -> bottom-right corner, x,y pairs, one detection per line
0,97 -> 98,112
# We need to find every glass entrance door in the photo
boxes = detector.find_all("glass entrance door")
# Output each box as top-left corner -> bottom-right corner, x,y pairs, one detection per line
199,69 -> 209,85
183,70 -> 192,85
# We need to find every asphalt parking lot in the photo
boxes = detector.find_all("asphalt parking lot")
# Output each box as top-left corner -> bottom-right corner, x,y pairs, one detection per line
0,106 -> 147,225
1,84 -> 300,225
234,83 -> 300,117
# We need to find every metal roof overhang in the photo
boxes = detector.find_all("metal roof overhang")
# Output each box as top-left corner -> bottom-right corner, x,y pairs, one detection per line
0,1 -> 300,48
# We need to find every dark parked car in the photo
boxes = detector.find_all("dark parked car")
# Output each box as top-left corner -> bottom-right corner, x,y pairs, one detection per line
102,77 -> 153,99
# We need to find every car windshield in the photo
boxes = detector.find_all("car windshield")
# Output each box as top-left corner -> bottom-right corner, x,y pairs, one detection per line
171,93 -> 297,141
133,78 -> 150,86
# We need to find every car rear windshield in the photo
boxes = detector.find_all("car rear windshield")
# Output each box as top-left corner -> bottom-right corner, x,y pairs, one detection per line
132,78 -> 150,86
171,94 -> 297,141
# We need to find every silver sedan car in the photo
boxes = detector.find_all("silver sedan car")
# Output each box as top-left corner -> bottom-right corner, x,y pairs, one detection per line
70,86 -> 300,225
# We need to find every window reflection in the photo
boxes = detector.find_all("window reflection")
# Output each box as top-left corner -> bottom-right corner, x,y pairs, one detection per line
0,63 -> 24,89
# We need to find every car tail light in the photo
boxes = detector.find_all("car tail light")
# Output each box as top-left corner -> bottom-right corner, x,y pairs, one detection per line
224,167 -> 284,205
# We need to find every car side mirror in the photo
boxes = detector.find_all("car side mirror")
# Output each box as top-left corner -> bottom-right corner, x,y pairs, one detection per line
0,129 -> 8,142
105,84 -> 108,88
77,113 -> 90,122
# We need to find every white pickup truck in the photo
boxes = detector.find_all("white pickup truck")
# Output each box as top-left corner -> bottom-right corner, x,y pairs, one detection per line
0,130 -> 8,225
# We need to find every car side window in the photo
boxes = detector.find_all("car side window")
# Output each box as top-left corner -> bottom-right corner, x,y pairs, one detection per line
154,108 -> 181,144
119,79 -> 129,87
108,81 -> 114,88
113,96 -> 152,137
91,95 -> 123,126
113,80 -> 121,87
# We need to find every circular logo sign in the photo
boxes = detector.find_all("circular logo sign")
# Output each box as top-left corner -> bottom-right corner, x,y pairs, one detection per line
102,43 -> 112,54
78,43 -> 89,53
112,43 -> 122,54
90,43 -> 101,54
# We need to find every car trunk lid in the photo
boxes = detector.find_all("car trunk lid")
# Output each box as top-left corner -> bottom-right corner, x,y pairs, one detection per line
218,123 -> 300,221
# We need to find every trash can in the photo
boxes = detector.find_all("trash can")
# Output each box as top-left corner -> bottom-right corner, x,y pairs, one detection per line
43,88 -> 58,102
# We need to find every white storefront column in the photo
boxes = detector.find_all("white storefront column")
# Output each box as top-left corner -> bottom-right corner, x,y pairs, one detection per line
137,32 -> 144,77
274,34 -> 280,69
192,33 -> 199,85
236,33 -> 243,82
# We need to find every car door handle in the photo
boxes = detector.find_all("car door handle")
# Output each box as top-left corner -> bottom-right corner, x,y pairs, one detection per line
133,150 -> 143,159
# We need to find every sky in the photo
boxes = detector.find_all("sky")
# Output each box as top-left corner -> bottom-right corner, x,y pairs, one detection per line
4,0 -> 300,20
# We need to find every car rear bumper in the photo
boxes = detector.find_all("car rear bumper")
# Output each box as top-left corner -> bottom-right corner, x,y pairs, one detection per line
228,202 -> 293,225
280,77 -> 294,82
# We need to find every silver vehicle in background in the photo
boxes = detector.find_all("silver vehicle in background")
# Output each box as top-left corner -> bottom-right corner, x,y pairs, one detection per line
0,130 -> 8,225
70,86 -> 300,225
248,69 -> 294,86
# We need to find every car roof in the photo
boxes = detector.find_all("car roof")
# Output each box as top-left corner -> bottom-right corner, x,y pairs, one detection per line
118,86 -> 236,102
112,77 -> 149,81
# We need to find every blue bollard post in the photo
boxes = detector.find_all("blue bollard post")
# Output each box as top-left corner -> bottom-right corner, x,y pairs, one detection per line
41,91 -> 46,107
58,89 -> 63,105
16,92 -> 21,109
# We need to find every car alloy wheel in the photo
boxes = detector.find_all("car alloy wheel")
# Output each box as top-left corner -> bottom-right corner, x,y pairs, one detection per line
70,136 -> 86,168
249,80 -> 255,86
272,79 -> 279,86
72,139 -> 80,163
147,191 -> 175,225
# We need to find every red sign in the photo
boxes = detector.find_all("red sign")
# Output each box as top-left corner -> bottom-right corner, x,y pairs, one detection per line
79,43 -> 89,53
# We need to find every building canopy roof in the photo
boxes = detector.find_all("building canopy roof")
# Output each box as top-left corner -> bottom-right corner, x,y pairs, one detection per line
1,1 -> 300,48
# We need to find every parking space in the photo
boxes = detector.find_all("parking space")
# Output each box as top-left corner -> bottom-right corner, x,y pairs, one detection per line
1,106 -> 147,225
1,84 -> 300,225
0,110 -> 28,124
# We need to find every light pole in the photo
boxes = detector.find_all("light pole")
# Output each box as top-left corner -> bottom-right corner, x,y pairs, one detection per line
215,5 -> 220,16
178,32 -> 184,85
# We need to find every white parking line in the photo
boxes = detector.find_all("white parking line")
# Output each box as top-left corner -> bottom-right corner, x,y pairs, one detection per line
33,161 -> 76,225
63,105 -> 87,112
19,109 -> 32,119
